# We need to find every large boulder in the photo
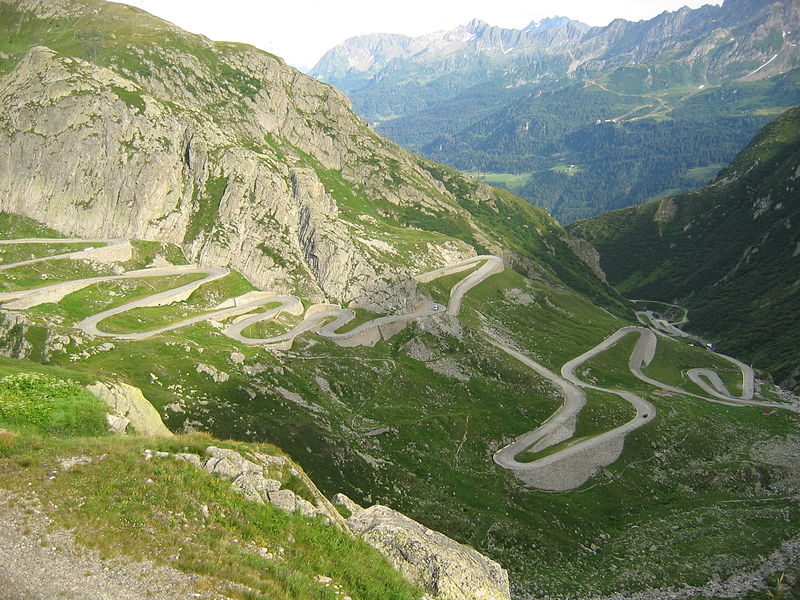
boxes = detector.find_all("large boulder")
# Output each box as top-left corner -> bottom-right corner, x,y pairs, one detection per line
87,381 -> 173,437
334,494 -> 510,600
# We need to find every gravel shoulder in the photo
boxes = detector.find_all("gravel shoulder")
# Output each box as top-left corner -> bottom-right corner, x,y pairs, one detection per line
0,489 -> 221,600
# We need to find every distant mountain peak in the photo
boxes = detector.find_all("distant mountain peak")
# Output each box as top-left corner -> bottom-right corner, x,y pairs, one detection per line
524,16 -> 588,33
311,15 -> 593,81
464,18 -> 490,33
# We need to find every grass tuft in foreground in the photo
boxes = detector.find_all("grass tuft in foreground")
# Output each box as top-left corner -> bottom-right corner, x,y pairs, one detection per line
0,372 -> 107,437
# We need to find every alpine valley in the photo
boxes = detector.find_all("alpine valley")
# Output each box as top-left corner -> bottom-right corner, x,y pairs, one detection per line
312,0 -> 800,223
0,1 -> 799,600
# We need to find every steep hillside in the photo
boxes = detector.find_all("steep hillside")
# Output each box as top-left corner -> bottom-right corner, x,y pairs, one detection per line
570,104 -> 800,389
2,220 -> 798,600
313,0 -> 800,222
0,0 -> 617,313
2,2 -> 800,599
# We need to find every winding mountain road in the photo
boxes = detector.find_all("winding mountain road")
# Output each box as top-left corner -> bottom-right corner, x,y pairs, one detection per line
0,239 -> 500,348
0,238 -> 132,271
0,238 -> 795,491
493,323 -> 792,490
490,338 -> 588,470
492,328 -> 656,487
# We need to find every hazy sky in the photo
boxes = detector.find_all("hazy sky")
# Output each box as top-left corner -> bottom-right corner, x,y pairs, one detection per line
122,0 -> 723,70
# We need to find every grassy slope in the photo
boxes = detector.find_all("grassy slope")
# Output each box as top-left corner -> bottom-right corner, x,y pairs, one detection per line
0,2 -> 796,597
0,212 -> 63,238
0,240 -> 94,263
97,270 -> 255,334
570,105 -> 800,386
0,359 -> 421,600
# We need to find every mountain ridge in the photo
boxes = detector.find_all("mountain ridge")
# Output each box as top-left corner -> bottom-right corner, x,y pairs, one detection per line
311,16 -> 589,106
312,0 -> 799,118
311,0 -> 800,223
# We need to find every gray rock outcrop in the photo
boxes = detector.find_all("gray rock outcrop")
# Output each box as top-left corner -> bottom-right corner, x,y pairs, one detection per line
564,237 -> 608,284
202,445 -> 288,505
155,446 -> 349,530
653,195 -> 679,224
265,488 -> 318,518
333,494 -> 511,600
0,312 -> 32,360
87,381 -> 173,437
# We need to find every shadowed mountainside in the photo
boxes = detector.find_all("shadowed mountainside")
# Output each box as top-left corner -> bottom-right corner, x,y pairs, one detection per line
570,104 -> 800,389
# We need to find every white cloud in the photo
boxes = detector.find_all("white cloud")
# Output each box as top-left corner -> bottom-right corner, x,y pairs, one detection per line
121,0 -> 722,70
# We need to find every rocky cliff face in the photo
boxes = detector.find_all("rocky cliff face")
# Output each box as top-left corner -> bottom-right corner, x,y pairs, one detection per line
4,0 -> 578,310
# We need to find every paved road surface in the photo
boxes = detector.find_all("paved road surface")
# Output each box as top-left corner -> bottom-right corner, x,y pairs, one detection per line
1,239 -> 796,491
1,243 -> 500,348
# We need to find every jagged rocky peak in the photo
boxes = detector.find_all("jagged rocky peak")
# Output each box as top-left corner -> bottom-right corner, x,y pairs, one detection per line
522,16 -> 589,48
311,32 -> 415,79
575,0 -> 799,72
405,18 -> 538,59
312,15 -> 584,80
313,0 -> 798,85
524,16 -> 588,33
463,18 -> 490,33
722,0 -> 776,16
